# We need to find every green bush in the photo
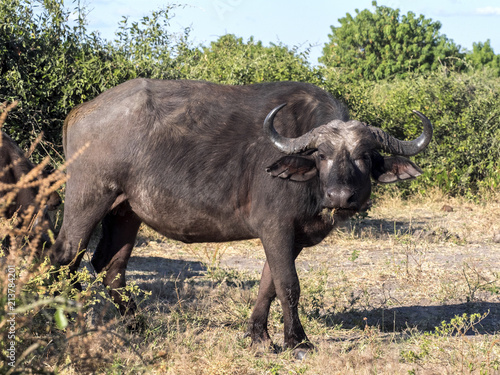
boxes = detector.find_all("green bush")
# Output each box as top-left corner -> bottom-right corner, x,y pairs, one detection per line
0,0 -> 119,159
0,1 -> 189,161
177,34 -> 321,85
466,40 -> 500,77
110,5 -> 191,81
323,67 -> 500,197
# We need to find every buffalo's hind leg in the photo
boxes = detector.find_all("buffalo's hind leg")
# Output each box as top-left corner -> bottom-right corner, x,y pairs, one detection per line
91,203 -> 142,316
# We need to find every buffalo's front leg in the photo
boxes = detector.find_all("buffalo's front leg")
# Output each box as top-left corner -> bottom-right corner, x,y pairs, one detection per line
51,183 -> 118,271
258,232 -> 312,352
247,246 -> 304,349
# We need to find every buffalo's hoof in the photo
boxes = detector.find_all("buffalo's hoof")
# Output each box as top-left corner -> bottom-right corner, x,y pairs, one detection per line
291,341 -> 315,360
293,349 -> 308,360
245,334 -> 278,355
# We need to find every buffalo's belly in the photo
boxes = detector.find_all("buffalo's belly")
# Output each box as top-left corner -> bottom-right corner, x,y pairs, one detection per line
128,195 -> 255,244
147,215 -> 255,244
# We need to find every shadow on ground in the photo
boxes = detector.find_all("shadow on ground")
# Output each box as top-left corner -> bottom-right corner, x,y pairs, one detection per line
343,217 -> 461,242
126,255 -> 260,308
324,302 -> 500,334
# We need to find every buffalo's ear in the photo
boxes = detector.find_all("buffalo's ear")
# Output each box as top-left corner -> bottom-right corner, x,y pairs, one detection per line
266,156 -> 317,182
372,156 -> 423,183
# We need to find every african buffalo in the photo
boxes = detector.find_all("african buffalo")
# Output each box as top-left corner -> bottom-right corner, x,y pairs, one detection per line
52,79 -> 432,356
1,131 -> 61,252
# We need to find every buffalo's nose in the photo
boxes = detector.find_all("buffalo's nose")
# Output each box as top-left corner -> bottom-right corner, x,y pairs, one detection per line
326,187 -> 355,208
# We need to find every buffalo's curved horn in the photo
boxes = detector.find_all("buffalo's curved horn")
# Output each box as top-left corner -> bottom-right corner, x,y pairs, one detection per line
369,110 -> 433,156
263,103 -> 318,154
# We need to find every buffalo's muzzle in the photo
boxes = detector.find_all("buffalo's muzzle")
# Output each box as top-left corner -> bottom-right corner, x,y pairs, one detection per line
325,187 -> 356,209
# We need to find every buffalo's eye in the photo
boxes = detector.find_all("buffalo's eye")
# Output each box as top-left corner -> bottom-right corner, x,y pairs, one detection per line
355,153 -> 371,169
318,153 -> 327,161
357,153 -> 371,162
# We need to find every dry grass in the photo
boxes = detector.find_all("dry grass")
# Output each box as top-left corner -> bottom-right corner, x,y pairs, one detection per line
1,99 -> 500,373
3,184 -> 500,374
70,189 -> 500,375
3,195 -> 500,374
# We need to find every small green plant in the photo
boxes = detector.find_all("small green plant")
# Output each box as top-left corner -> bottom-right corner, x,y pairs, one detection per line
462,263 -> 500,303
349,249 -> 360,262
433,312 -> 487,337
300,268 -> 328,319
186,243 -> 229,282
391,224 -> 428,279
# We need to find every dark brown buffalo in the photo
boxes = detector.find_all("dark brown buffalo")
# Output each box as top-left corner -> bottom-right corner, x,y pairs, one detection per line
52,79 -> 432,356
1,131 -> 61,251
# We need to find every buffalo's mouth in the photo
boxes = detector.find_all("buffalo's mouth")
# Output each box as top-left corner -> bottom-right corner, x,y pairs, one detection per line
320,207 -> 359,223
333,207 -> 359,219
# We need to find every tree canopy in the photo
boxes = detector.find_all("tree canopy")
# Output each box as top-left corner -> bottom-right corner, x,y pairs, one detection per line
466,40 -> 500,76
320,1 -> 465,81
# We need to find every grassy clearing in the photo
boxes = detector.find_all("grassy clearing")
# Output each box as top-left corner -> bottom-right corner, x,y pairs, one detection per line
3,191 -> 498,374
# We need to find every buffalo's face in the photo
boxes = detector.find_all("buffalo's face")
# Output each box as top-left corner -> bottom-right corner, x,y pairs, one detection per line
314,128 -> 373,217
264,105 -> 432,220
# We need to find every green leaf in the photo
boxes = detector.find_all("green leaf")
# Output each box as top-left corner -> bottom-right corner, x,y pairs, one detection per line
54,307 -> 68,330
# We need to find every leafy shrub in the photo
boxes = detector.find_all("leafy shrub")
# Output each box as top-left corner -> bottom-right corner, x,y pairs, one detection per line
178,34 -> 321,85
323,67 -> 500,197
110,5 -> 191,81
466,40 -> 500,77
0,0 -> 116,159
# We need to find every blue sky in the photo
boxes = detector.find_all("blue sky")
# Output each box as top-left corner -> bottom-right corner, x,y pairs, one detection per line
80,0 -> 500,64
